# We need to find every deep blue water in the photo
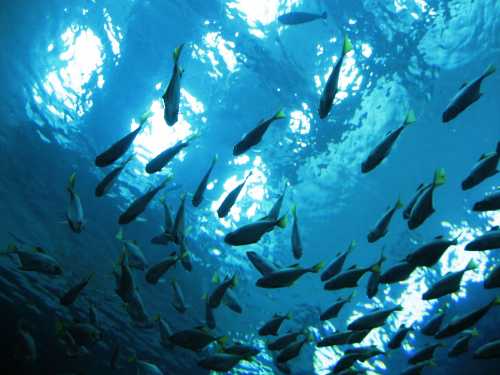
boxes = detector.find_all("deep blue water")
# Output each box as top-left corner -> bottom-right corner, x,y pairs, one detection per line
0,0 -> 499,374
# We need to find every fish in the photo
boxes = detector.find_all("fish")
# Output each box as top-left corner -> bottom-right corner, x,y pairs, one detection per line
145,135 -> 196,174
320,291 -> 355,321
145,252 -> 179,284
95,110 -> 152,167
224,215 -> 288,246
321,240 -> 356,281
129,357 -> 163,375
406,234 -> 460,267
260,183 -> 288,222
484,264 -> 500,289
388,324 -> 413,349
169,327 -> 227,351
221,342 -> 260,357
267,330 -> 304,351
95,155 -> 133,197
116,228 -> 148,270
332,346 -> 384,373
158,318 -> 174,349
367,198 -> 404,242
178,239 -> 192,272
246,251 -> 278,276
347,305 -> 402,331
172,193 -> 187,244
110,342 -> 121,369
324,252 -> 385,291
55,320 -> 101,347
223,288 -> 243,314
256,262 -> 323,288
208,274 -> 237,308
88,301 -> 98,325
473,190 -> 500,212
66,173 -> 86,233
379,261 -> 417,284
258,312 -> 292,336
403,183 -> 430,220
316,330 -> 371,347
114,252 -> 135,303
291,205 -> 303,259
422,259 -> 477,300
435,297 -> 500,339
233,109 -> 286,156
13,321 -> 37,362
277,11 -> 327,25
319,35 -> 353,119
465,226 -> 500,251
407,168 -> 446,230
119,176 -> 172,224
192,154 -> 217,207
461,142 -> 500,190
400,360 -> 436,375
124,291 -> 154,327
151,196 -> 175,245
171,279 -> 187,313
442,64 -> 496,123
162,44 -> 185,126
1,244 -> 63,275
205,300 -> 216,329
366,265 -> 381,299
276,336 -> 309,363
217,172 -> 253,218
421,307 -> 447,336
60,272 -> 94,306
473,338 -> 500,359
408,343 -> 443,365
198,353 -> 250,372
361,110 -> 416,173
448,329 -> 479,357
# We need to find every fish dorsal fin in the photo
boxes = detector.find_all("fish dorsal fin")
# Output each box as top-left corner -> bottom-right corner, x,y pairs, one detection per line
434,235 -> 444,239
459,82 -> 468,90
348,265 -> 357,270
479,152 -> 495,161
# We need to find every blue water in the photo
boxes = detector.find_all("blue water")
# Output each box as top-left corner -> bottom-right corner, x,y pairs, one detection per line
0,0 -> 499,374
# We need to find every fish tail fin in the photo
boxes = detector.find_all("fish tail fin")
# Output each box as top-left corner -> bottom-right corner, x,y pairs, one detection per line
466,259 -> 478,271
116,227 -> 124,241
286,312 -> 293,320
173,43 -> 185,64
55,319 -> 66,338
230,274 -> 238,288
395,304 -> 404,311
186,132 -> 200,143
160,174 -> 174,188
212,153 -> 219,165
123,154 -> 135,166
493,296 -> 500,306
0,243 -> 18,256
159,196 -> 165,204
395,197 -> 404,209
86,272 -> 96,283
127,355 -> 137,364
465,328 -> 479,337
291,204 -> 297,218
212,273 -> 220,284
321,11 -> 328,19
276,214 -> 288,229
274,108 -> 286,120
433,168 -> 446,187
348,240 -> 357,252
404,109 -> 416,126
342,35 -> 353,55
67,172 -> 76,193
217,335 -> 229,346
482,64 -> 496,79
429,360 -> 437,367
311,262 -> 324,273
496,141 -> 500,155
139,109 -> 154,126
